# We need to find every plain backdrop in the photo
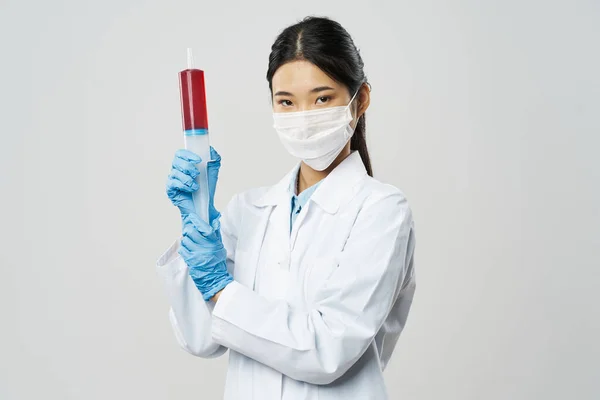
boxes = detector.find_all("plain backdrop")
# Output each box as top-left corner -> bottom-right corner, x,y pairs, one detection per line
1,0 -> 599,399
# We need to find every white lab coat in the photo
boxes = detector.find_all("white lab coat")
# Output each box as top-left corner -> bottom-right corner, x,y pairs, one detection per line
156,151 -> 416,399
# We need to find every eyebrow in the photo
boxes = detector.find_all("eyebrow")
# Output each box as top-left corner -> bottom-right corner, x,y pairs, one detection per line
274,86 -> 335,97
310,86 -> 335,93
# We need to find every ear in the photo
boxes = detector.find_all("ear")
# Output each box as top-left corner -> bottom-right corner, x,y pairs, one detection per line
356,82 -> 371,119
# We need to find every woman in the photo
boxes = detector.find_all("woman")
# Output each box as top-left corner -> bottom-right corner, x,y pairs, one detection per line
158,16 -> 416,400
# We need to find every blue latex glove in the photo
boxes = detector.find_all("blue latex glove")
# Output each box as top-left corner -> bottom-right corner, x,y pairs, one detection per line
166,147 -> 222,224
178,213 -> 233,301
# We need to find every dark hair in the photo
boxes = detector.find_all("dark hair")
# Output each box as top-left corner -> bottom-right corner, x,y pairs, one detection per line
266,16 -> 373,177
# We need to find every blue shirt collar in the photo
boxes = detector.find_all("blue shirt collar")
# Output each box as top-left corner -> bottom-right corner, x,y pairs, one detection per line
288,167 -> 323,200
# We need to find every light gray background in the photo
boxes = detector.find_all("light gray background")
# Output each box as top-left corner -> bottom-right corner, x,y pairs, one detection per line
1,0 -> 598,399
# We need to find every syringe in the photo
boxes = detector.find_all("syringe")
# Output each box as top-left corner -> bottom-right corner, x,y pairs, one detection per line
179,48 -> 211,224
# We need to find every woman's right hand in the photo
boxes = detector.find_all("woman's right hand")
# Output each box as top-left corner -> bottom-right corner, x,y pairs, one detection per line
165,149 -> 202,217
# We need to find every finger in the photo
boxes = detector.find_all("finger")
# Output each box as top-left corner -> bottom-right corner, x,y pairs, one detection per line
209,147 -> 221,164
178,240 -> 192,256
168,169 -> 198,190
182,221 -> 207,244
172,155 -> 200,178
180,235 -> 191,252
182,213 -> 215,237
210,217 -> 221,232
175,149 -> 202,163
180,235 -> 213,254
166,176 -> 197,195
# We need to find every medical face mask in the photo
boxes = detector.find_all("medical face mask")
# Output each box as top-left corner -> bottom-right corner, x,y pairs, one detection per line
273,91 -> 359,171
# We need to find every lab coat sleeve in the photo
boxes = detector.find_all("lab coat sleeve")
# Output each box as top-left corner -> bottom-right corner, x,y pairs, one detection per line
156,194 -> 241,358
210,192 -> 415,384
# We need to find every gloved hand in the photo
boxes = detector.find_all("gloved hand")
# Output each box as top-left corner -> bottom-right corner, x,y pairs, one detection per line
166,147 -> 222,224
178,212 -> 233,301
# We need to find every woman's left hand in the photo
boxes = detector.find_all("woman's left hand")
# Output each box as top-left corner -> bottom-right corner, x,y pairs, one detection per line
178,213 -> 233,301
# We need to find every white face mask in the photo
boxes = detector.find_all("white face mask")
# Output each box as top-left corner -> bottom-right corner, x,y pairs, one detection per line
272,90 -> 359,171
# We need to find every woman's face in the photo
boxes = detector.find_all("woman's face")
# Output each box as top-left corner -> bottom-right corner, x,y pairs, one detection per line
271,60 -> 353,114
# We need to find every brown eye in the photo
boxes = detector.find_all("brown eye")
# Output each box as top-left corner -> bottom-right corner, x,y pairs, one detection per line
316,96 -> 330,104
279,100 -> 293,107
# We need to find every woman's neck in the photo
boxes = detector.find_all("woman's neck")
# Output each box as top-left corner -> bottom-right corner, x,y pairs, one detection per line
297,147 -> 352,194
297,164 -> 327,194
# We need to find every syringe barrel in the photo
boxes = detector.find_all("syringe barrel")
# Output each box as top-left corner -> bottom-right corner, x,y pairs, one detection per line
179,68 -> 211,223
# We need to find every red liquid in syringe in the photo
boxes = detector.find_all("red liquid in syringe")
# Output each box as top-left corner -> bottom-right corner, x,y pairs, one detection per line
178,48 -> 211,223
179,69 -> 209,134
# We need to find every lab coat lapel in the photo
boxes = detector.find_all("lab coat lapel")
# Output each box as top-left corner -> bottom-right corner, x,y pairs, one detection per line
291,152 -> 367,257
241,153 -> 367,287
236,165 -> 297,290
310,151 -> 367,214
